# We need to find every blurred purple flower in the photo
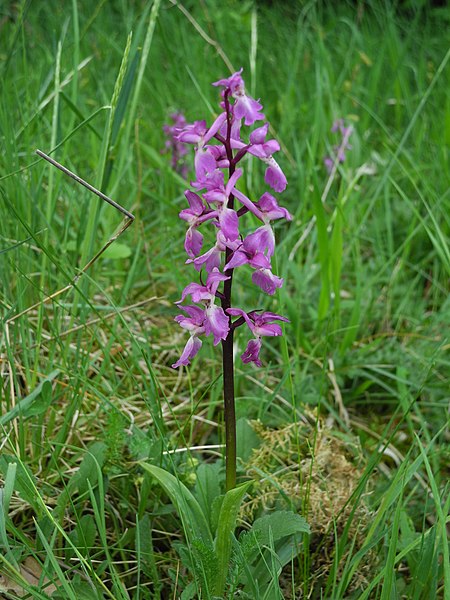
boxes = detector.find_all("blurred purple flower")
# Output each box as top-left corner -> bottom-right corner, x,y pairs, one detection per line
324,119 -> 354,174
162,112 -> 190,178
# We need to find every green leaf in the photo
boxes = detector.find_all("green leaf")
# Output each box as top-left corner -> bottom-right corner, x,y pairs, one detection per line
127,425 -> 156,460
65,240 -> 77,252
102,242 -> 132,259
193,462 -> 222,533
236,418 -> 261,462
34,529 -> 77,600
70,577 -> 100,600
140,463 -> 212,544
312,186 -> 330,320
0,462 -> 19,568
54,442 -> 107,520
66,514 -> 97,564
0,370 -> 59,426
21,380 -> 52,417
136,514 -> 160,597
75,514 -> 97,551
210,494 -> 225,538
180,581 -> 198,600
239,510 -> 310,590
0,456 -> 39,513
214,481 -> 252,596
70,441 -> 107,496
330,206 -> 343,319
251,510 -> 310,545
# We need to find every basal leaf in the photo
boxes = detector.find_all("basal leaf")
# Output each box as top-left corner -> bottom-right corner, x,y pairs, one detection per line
214,481 -> 252,596
251,510 -> 310,545
140,463 -> 212,544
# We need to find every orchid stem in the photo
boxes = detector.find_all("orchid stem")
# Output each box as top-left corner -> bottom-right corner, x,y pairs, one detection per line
222,90 -> 237,491
222,329 -> 236,491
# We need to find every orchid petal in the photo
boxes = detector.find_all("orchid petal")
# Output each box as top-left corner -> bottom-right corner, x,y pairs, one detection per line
241,338 -> 262,366
172,336 -> 203,368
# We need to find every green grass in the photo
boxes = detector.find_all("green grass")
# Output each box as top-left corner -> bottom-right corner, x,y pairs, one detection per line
1,1 -> 449,598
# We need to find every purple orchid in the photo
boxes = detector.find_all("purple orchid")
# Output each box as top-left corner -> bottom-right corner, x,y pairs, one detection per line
263,156 -> 288,193
188,230 -> 238,273
178,267 -> 228,303
172,305 -> 205,368
252,267 -> 284,296
213,69 -> 265,125
177,269 -> 230,347
177,113 -> 227,185
179,190 -> 217,257
172,69 -> 290,370
256,192 -> 293,222
227,309 -> 290,366
203,169 -> 243,241
247,124 -> 288,193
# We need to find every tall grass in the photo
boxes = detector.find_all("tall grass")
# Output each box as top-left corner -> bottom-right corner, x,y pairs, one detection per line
1,1 -> 449,598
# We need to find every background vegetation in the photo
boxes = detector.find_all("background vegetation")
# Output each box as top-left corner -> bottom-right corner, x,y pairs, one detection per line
1,0 -> 449,598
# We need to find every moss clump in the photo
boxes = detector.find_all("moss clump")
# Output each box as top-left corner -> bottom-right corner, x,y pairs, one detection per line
242,413 -> 375,596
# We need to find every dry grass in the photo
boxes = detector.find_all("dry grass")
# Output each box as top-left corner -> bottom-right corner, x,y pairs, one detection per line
242,414 -> 375,596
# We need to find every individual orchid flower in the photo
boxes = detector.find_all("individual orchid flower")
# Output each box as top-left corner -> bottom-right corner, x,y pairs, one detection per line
241,193 -> 293,258
172,305 -> 206,368
240,193 -> 292,259
188,230 -> 238,273
263,156 -> 288,193
227,309 -> 289,366
203,169 -> 243,241
225,225 -> 275,267
224,237 -> 270,271
204,301 -> 230,345
247,123 -> 280,158
255,192 -> 292,222
177,113 -> 227,146
244,225 -> 276,259
177,113 -> 227,183
176,120 -> 208,145
177,269 -> 230,345
213,68 -> 265,125
191,166 -> 229,193
246,124 -> 288,193
178,267 -> 228,303
224,232 -> 283,295
209,144 -> 230,169
194,147 -> 217,183
252,267 -> 284,296
179,190 -> 217,257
